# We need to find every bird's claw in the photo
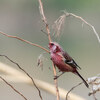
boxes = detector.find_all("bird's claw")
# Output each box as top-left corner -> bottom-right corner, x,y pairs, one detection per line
54,75 -> 59,80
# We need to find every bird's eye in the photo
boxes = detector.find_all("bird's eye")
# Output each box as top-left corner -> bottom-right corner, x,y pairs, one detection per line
50,43 -> 54,46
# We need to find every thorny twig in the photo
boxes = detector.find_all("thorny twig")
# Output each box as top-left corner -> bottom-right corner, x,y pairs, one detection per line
0,76 -> 28,100
0,55 -> 43,100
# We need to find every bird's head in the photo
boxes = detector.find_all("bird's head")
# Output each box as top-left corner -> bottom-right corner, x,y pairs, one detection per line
48,42 -> 62,53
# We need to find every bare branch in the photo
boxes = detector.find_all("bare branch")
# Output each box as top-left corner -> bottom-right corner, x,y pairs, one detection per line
66,82 -> 83,100
38,0 -> 60,100
0,31 -> 49,53
0,55 -> 43,100
0,76 -> 28,100
38,0 -> 51,43
53,11 -> 100,44
52,63 -> 60,100
68,13 -> 100,43
66,12 -> 100,44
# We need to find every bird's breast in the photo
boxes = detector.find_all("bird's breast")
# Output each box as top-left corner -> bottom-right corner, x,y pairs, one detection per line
51,53 -> 74,72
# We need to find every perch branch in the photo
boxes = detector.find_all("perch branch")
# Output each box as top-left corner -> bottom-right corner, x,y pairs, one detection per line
38,0 -> 60,100
52,63 -> 60,100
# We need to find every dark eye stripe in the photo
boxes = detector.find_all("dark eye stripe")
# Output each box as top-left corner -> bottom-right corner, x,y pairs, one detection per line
51,43 -> 54,45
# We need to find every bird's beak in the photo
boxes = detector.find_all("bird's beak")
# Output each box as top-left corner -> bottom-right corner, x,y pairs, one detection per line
52,45 -> 57,51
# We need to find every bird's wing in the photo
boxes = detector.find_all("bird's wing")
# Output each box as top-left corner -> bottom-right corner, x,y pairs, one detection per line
62,51 -> 81,69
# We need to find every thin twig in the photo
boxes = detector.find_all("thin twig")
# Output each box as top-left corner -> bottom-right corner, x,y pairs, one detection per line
41,29 -> 48,36
53,14 -> 66,37
0,76 -> 28,100
52,63 -> 60,100
38,0 -> 51,43
0,31 -> 49,53
53,11 -> 100,44
66,82 -> 83,100
0,55 -> 43,100
66,12 -> 100,44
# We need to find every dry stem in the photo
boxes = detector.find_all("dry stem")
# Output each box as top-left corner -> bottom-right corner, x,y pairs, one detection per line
66,82 -> 83,100
0,76 -> 28,100
0,31 -> 49,53
38,0 -> 51,43
53,12 -> 100,44
67,12 -> 100,44
52,64 -> 60,100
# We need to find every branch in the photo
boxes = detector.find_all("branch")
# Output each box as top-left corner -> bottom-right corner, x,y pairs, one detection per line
0,55 -> 43,100
0,31 -> 49,53
0,76 -> 28,100
38,0 -> 60,100
38,0 -> 51,43
68,13 -> 100,43
66,82 -> 83,100
53,12 -> 100,44
52,63 -> 60,100
66,74 -> 100,100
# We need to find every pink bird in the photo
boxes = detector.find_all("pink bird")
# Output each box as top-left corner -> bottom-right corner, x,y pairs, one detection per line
49,42 -> 89,88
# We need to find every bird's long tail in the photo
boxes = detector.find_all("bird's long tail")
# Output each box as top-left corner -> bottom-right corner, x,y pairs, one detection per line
75,71 -> 89,88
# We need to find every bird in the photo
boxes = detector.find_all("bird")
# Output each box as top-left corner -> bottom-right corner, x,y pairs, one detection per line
48,42 -> 89,88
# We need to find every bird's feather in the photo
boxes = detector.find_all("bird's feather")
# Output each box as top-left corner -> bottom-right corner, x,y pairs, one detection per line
62,51 -> 81,69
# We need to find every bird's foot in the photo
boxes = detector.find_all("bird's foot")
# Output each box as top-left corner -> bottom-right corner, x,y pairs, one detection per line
54,72 -> 65,80
54,75 -> 59,80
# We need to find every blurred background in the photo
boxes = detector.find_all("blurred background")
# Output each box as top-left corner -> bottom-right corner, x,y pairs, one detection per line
0,0 -> 100,100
